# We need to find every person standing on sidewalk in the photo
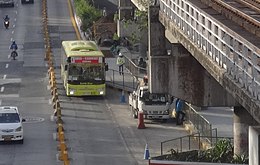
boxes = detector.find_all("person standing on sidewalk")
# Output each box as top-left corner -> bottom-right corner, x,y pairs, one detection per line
116,52 -> 125,75
175,99 -> 185,125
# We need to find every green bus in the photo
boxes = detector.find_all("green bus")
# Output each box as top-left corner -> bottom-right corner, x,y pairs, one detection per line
61,40 -> 107,96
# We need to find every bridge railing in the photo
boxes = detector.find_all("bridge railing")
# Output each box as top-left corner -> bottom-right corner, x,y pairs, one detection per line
159,0 -> 260,101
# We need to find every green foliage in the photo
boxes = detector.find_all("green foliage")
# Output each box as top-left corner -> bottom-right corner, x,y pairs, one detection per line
157,139 -> 248,164
134,10 -> 148,31
136,0 -> 156,9
130,32 -> 141,44
74,0 -> 101,31
232,154 -> 249,164
203,139 -> 234,163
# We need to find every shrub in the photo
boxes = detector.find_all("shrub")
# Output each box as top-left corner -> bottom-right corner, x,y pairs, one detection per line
74,0 -> 101,31
153,139 -> 248,164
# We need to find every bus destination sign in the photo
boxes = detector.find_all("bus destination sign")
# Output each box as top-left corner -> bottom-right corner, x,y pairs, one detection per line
71,57 -> 101,63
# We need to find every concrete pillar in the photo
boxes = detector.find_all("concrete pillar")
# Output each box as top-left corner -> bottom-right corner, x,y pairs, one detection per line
234,106 -> 257,156
148,5 -> 169,94
249,126 -> 260,165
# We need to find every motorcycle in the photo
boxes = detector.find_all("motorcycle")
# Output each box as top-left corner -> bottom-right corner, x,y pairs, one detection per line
10,49 -> 18,60
4,20 -> 9,29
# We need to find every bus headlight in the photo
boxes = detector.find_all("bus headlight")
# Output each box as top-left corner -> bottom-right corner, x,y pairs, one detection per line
69,89 -> 75,95
99,91 -> 104,95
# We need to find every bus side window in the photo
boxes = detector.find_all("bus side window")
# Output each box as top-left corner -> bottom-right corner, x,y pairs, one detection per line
65,65 -> 68,71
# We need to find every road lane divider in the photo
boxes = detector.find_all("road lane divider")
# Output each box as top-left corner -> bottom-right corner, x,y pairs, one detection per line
42,0 -> 70,164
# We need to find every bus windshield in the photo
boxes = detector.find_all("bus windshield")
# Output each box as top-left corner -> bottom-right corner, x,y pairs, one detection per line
68,64 -> 105,83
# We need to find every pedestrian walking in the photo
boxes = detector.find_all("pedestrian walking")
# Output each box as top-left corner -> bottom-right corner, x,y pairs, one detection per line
102,7 -> 107,17
175,99 -> 185,125
116,52 -> 125,75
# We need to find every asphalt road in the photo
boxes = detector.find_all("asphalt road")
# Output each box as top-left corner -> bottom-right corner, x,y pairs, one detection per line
48,0 -> 189,165
0,1 -> 56,165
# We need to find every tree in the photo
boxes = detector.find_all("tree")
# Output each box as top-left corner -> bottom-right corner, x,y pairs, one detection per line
74,0 -> 102,31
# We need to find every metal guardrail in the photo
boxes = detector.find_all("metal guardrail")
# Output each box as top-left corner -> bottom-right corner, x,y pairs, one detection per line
184,103 -> 213,138
106,69 -> 140,92
106,47 -> 147,92
160,103 -> 233,155
124,54 -> 147,78
160,129 -> 234,155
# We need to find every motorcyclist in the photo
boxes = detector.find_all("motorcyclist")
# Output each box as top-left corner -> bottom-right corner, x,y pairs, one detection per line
3,15 -> 9,29
9,41 -> 18,60
10,40 -> 18,50
3,15 -> 9,21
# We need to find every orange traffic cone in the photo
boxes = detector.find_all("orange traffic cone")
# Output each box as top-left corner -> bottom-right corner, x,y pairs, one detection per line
138,111 -> 145,129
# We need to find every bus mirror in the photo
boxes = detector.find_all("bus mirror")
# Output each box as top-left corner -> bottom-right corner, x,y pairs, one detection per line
65,65 -> 68,71
105,63 -> 108,71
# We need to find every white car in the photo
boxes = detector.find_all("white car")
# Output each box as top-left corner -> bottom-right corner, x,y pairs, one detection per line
0,106 -> 24,143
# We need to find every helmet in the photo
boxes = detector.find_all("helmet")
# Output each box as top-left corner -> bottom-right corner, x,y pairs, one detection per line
12,40 -> 15,44
119,53 -> 122,57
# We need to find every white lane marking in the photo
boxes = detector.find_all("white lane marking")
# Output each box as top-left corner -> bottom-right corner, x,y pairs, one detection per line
12,25 -> 15,28
0,100 -> 2,105
0,94 -> 19,98
48,99 -> 52,105
15,10 -> 17,14
5,64 -> 8,68
10,38 -> 13,42
50,115 -> 55,122
52,133 -> 57,140
14,18 -> 16,22
3,75 -> 6,79
1,87 -> 4,92
12,31 -> 14,34
0,78 -> 21,85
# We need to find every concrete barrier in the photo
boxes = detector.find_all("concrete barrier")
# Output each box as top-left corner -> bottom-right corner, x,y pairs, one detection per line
41,0 -> 70,164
